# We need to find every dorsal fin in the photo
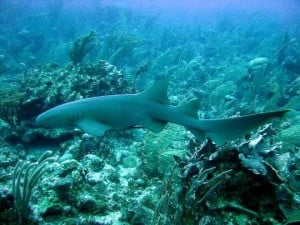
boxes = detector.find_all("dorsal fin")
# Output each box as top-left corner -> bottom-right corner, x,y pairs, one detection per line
140,79 -> 169,104
176,99 -> 200,119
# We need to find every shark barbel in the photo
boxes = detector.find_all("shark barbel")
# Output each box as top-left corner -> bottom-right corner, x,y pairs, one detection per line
36,80 -> 288,144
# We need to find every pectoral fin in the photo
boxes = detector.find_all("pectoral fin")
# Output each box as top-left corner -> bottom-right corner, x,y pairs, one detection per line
77,119 -> 110,136
141,119 -> 167,133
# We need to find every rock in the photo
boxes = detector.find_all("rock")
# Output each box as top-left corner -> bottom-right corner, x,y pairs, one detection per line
107,169 -> 120,184
77,195 -> 97,212
239,153 -> 267,175
59,159 -> 80,177
83,154 -> 105,171
53,178 -> 73,200
247,57 -> 270,80
58,153 -> 74,163
248,57 -> 269,68
0,188 -> 16,224
86,172 -> 102,184
122,155 -> 141,168
41,204 -> 64,218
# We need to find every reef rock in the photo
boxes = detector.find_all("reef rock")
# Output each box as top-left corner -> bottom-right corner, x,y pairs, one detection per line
247,57 -> 270,77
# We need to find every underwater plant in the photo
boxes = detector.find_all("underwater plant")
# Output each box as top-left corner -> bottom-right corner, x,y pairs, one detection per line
68,30 -> 97,64
12,151 -> 54,225
151,122 -> 300,225
278,33 -> 300,74
102,31 -> 139,65
142,124 -> 186,177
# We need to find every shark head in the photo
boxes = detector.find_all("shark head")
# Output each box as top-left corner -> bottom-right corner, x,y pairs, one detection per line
36,106 -> 77,128
36,109 -> 62,128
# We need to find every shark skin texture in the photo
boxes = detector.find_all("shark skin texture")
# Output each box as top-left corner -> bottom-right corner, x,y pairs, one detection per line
36,80 -> 288,145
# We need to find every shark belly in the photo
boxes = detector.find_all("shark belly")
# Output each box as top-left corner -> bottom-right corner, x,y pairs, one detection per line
76,96 -> 149,135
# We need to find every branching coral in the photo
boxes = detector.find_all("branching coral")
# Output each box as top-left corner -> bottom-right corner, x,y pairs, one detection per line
68,31 -> 97,64
141,124 -> 186,177
279,123 -> 300,147
102,31 -> 139,65
12,151 -> 55,225
278,33 -> 300,74
152,126 -> 295,225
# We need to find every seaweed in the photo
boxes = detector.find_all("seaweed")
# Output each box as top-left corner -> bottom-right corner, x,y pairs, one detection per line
102,31 -> 139,65
152,129 -> 295,225
68,31 -> 97,64
12,151 -> 54,225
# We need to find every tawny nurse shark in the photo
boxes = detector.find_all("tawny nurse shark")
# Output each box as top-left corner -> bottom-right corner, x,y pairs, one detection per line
36,80 -> 288,144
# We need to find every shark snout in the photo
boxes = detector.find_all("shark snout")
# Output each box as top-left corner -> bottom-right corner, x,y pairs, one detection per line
35,111 -> 56,127
35,112 -> 47,126
35,115 -> 42,125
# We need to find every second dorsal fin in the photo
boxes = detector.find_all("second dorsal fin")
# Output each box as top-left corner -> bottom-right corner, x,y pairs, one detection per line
176,99 -> 200,119
140,79 -> 169,104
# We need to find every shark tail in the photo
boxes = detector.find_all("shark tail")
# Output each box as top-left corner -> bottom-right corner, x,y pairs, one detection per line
139,80 -> 288,144
190,110 -> 289,145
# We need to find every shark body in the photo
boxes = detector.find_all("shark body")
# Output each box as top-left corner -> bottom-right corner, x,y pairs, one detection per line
36,80 -> 288,144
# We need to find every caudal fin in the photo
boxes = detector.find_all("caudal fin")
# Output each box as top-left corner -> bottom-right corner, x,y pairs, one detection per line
138,80 -> 288,144
192,110 -> 289,145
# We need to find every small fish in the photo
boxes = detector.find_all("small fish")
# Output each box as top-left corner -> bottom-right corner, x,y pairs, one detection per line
36,80 -> 288,145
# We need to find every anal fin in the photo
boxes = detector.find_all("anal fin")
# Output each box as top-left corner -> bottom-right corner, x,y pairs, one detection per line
77,119 -> 111,136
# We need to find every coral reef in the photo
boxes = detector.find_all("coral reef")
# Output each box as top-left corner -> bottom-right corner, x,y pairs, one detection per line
0,60 -> 134,146
20,60 -> 132,118
0,83 -> 24,124
0,2 -> 299,225
278,33 -> 300,75
279,123 -> 300,147
153,125 -> 297,225
101,31 -> 139,66
141,124 -> 187,177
